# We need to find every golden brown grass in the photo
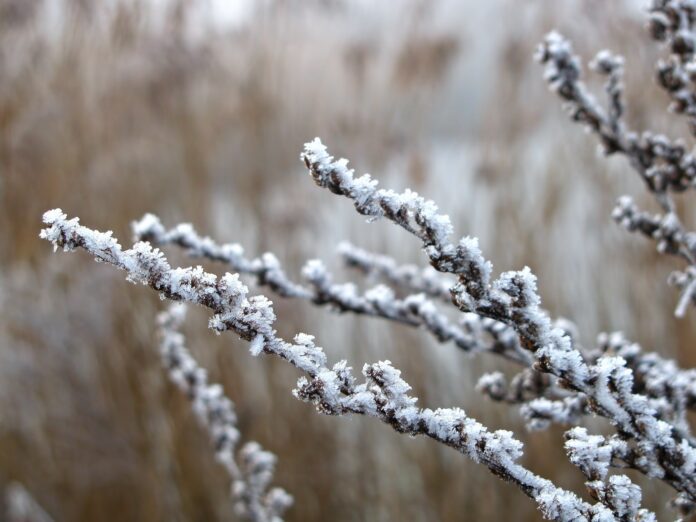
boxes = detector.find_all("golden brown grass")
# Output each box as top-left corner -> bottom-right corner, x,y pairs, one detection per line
1,0 -> 694,520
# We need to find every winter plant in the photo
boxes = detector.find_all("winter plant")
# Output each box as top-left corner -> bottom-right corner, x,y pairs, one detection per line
158,304 -> 292,521
38,1 -> 696,520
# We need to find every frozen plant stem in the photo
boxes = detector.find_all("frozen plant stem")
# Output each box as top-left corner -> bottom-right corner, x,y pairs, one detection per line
39,209 -> 653,521
337,240 -> 454,303
158,304 -> 292,522
537,28 -> 696,316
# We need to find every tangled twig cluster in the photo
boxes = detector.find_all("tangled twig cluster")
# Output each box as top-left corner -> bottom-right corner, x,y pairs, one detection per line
41,206 -> 658,521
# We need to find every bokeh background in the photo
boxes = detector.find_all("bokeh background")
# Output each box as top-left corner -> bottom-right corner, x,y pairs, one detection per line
1,0 -> 695,520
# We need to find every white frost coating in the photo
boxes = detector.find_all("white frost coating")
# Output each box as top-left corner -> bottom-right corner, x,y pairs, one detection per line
41,210 -> 632,521
476,367 -> 592,432
158,304 -> 292,521
302,138 -> 454,251
458,236 -> 492,287
596,331 -> 696,432
583,476 -> 654,522
131,212 -> 165,241
565,428 -> 616,481
250,334 -> 265,357
300,258 -> 327,284
603,475 -> 645,520
520,396 -> 587,432
590,50 -> 624,74
476,371 -> 507,396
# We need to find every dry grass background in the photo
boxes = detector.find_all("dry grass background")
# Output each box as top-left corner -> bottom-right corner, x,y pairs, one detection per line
1,0 -> 695,520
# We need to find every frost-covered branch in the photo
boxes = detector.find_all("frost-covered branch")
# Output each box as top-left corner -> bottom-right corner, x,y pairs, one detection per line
158,304 -> 292,522
133,213 -> 529,364
302,139 -> 696,501
595,332 -> 696,435
614,191 -> 696,320
40,209 -> 658,521
612,195 -> 696,317
536,31 -> 696,196
337,241 -> 453,302
478,330 -> 696,437
649,0 -> 696,135
537,30 -> 696,316
476,370 -> 588,432
563,429 -> 668,519
612,196 -> 695,265
141,214 -> 668,434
